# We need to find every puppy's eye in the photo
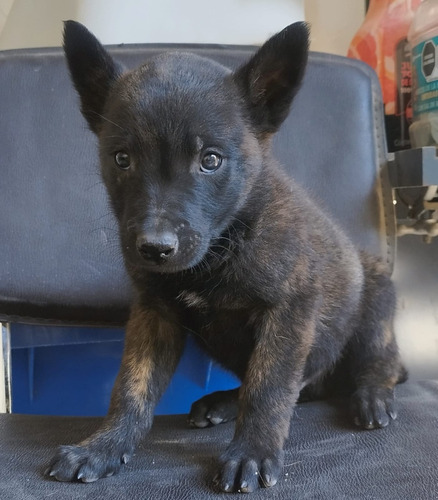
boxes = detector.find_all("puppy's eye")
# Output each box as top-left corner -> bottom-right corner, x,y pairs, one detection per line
114,151 -> 131,170
200,153 -> 222,173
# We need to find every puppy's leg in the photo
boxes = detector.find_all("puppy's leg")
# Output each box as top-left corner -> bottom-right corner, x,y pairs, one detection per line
189,388 -> 239,428
350,261 -> 407,430
214,306 -> 315,493
47,304 -> 185,482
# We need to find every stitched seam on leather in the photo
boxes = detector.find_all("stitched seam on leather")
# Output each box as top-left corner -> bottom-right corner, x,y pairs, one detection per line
371,74 -> 395,272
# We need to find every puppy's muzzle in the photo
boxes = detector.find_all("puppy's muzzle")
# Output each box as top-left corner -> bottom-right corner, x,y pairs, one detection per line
136,231 -> 179,266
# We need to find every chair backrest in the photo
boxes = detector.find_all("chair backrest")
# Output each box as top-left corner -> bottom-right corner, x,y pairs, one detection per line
0,44 -> 393,327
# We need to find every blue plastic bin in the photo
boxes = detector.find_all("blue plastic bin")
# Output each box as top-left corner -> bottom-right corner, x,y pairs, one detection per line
10,324 -> 239,416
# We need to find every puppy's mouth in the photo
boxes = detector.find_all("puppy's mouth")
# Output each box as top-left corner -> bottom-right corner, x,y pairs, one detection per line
130,228 -> 208,274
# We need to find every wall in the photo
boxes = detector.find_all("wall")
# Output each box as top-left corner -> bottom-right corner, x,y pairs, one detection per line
305,0 -> 365,56
0,0 -> 13,34
0,0 -> 367,54
0,0 -> 304,49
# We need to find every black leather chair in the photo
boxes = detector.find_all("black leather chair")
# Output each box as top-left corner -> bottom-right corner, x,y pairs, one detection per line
0,44 -> 437,499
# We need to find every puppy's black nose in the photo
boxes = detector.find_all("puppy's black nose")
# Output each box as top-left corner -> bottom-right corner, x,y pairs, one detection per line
136,232 -> 179,265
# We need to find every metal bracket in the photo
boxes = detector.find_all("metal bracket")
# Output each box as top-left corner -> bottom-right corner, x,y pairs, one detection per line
387,147 -> 438,241
387,146 -> 438,187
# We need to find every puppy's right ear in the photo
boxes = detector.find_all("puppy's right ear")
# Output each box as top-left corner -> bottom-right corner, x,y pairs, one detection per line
63,21 -> 121,134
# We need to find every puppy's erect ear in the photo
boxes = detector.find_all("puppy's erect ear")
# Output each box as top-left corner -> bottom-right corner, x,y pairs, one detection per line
63,21 -> 122,134
233,22 -> 310,134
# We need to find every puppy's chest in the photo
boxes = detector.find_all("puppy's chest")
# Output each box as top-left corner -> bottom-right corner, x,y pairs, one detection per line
176,284 -> 252,316
176,286 -> 256,374
175,280 -> 256,338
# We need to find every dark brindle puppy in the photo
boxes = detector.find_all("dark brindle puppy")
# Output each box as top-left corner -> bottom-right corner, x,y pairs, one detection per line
47,21 -> 406,493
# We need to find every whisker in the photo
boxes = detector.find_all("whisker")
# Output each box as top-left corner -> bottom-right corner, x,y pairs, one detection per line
206,276 -> 224,297
100,135 -> 127,140
92,111 -> 125,131
210,244 -> 237,259
89,211 -> 116,223
230,216 -> 252,231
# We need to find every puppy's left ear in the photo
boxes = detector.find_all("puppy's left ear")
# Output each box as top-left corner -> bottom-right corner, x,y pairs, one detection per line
233,22 -> 310,134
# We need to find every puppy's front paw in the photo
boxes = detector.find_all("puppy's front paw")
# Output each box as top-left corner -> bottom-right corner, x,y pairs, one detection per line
189,389 -> 238,428
351,386 -> 397,430
213,443 -> 284,493
46,443 -> 132,483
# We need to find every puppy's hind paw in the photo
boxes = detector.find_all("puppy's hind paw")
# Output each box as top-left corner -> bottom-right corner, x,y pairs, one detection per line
188,389 -> 239,429
351,386 -> 397,430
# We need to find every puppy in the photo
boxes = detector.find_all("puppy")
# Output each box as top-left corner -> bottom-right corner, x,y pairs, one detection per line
47,21 -> 406,493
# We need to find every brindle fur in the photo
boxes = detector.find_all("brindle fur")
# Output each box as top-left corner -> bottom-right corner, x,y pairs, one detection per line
47,21 -> 406,493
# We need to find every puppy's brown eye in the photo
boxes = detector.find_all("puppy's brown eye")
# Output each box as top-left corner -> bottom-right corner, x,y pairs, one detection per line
114,151 -> 131,170
200,153 -> 222,173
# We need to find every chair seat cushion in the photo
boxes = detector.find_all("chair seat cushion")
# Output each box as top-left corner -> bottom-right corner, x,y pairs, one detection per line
1,380 -> 437,499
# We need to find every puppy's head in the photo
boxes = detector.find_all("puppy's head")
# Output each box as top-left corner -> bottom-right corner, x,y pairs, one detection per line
63,21 -> 309,274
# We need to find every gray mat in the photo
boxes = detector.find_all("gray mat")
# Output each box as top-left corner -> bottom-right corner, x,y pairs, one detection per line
1,381 -> 437,499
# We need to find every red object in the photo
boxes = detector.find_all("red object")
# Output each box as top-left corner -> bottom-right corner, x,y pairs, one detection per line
348,0 -> 422,150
